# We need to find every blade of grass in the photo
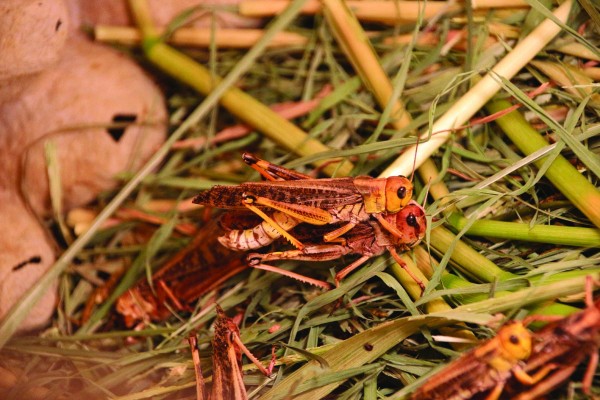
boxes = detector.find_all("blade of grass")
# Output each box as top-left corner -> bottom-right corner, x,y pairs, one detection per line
260,274 -> 592,399
379,0 -> 573,177
486,99 -> 600,228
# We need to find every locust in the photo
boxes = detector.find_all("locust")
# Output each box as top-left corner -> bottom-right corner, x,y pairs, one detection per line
244,201 -> 427,289
188,305 -> 274,400
115,218 -> 248,327
193,153 -> 414,251
409,321 -> 555,400
503,276 -> 600,400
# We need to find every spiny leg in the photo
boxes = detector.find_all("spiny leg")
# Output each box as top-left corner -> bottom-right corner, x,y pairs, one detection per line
334,256 -> 370,286
251,263 -> 332,289
242,200 -> 305,250
188,334 -> 207,400
323,222 -> 357,242
388,247 -> 425,293
245,194 -> 333,225
158,280 -> 185,311
484,382 -> 505,400
231,333 -> 275,376
242,152 -> 311,181
583,347 -> 598,394
247,244 -> 352,289
513,364 -> 557,385
514,367 -> 578,400
374,213 -> 407,241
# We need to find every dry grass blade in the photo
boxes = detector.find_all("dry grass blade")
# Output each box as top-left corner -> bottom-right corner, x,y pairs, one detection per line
380,0 -> 573,178
322,0 -> 412,131
95,26 -> 309,48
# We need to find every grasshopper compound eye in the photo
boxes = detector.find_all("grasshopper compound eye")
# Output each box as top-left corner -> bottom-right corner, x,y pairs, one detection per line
397,186 -> 407,199
406,213 -> 418,228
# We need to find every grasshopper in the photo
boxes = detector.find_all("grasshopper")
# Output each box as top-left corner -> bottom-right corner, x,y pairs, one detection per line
193,153 -> 414,250
244,201 -> 427,289
188,305 -> 274,400
116,218 -> 249,327
409,321 -> 554,400
504,276 -> 600,399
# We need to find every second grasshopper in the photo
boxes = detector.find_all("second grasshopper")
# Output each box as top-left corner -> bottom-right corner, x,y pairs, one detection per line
243,201 -> 426,289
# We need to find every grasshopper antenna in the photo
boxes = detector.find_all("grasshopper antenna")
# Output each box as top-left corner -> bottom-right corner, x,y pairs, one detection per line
409,134 -> 420,183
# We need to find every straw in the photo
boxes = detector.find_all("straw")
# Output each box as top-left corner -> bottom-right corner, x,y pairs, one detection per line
95,26 -> 308,48
321,0 -> 412,132
379,0 -> 573,178
239,0 -> 527,21
487,99 -> 600,229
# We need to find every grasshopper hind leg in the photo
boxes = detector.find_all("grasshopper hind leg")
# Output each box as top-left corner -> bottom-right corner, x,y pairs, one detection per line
242,152 -> 311,181
247,244 -> 354,289
251,263 -> 332,289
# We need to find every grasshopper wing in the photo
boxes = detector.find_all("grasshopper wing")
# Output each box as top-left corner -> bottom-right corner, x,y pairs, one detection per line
193,178 -> 363,209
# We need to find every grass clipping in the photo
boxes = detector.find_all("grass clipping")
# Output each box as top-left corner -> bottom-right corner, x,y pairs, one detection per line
2,0 -> 600,399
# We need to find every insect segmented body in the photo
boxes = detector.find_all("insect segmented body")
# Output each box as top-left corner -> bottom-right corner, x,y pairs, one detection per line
189,305 -> 274,400
193,153 -> 414,250
218,200 -> 372,251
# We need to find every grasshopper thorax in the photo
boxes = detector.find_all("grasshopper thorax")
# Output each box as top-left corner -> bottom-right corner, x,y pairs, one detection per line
354,176 -> 413,214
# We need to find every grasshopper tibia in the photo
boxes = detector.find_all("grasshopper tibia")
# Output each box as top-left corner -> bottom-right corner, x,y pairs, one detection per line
242,152 -> 311,181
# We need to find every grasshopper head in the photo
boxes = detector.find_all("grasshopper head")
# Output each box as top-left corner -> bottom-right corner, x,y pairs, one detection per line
492,321 -> 532,371
385,176 -> 413,212
392,202 -> 426,246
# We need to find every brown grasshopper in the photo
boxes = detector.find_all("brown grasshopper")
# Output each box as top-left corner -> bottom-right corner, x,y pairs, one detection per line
193,153 -> 414,251
116,218 -> 249,327
243,201 -> 427,289
188,305 -> 274,400
409,321 -> 555,400
503,276 -> 600,399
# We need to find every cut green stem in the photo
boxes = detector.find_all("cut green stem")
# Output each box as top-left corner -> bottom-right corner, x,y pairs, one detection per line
133,0 -> 353,177
448,213 -> 600,247
486,99 -> 600,229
